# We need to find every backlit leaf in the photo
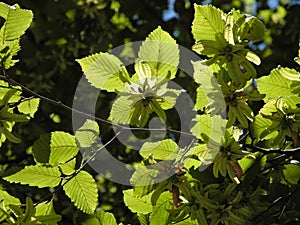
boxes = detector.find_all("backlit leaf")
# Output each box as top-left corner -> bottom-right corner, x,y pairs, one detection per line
149,192 -> 173,225
192,4 -> 225,42
50,131 -> 79,166
3,165 -> 61,188
123,189 -> 152,214
139,139 -> 178,160
257,67 -> 300,101
138,26 -> 179,79
17,98 -> 40,118
63,171 -> 98,214
75,119 -> 100,148
76,53 -> 124,92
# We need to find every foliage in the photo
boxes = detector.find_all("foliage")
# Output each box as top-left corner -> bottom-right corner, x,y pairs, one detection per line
0,0 -> 300,225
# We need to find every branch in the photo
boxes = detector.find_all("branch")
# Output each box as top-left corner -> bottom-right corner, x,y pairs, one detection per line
244,144 -> 300,155
0,73 -> 195,137
252,185 -> 300,221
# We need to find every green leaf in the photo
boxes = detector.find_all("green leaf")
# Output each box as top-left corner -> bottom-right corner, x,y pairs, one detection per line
76,52 -> 124,92
282,164 -> 300,185
0,189 -> 20,206
192,4 -> 225,42
17,98 -> 40,118
35,215 -> 62,224
149,192 -> 173,225
245,50 -> 261,65
175,218 -> 199,225
95,210 -> 117,225
123,189 -> 152,214
35,201 -> 57,217
50,131 -> 79,166
63,171 -> 98,214
131,167 -> 159,197
138,26 -> 179,79
23,197 -> 35,223
110,96 -> 133,125
257,67 -> 300,101
82,217 -> 100,225
32,134 -> 51,164
139,139 -> 178,160
59,158 -> 76,176
0,126 -> 21,143
137,213 -> 149,225
191,114 -> 226,145
75,119 -> 100,148
3,165 -> 61,188
224,13 -> 234,45
251,114 -> 276,141
192,40 -> 224,56
192,60 -> 225,111
246,16 -> 266,42
0,3 -> 33,41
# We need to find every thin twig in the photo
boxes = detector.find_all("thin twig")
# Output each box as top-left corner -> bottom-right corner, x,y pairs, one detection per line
0,73 -> 195,137
35,130 -> 122,205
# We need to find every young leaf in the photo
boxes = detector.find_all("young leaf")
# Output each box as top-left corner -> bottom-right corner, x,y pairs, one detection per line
63,171 -> 98,214
50,131 -> 79,166
192,4 -> 226,42
3,165 -> 61,188
17,98 -> 40,118
138,26 -> 179,79
123,189 -> 152,214
139,139 -> 178,160
76,53 -> 124,92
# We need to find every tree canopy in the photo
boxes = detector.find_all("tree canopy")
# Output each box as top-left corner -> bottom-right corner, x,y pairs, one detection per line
0,0 -> 300,224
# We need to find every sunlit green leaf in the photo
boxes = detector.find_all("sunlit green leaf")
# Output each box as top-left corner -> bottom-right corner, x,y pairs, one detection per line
75,119 -> 100,148
257,67 -> 300,101
76,53 -> 124,92
50,131 -> 79,166
123,189 -> 152,214
191,114 -> 226,145
97,210 -> 118,225
139,139 -> 178,160
138,26 -> 179,79
0,2 -> 33,41
63,171 -> 98,214
17,98 -> 40,118
149,192 -> 173,225
0,189 -> 20,206
110,96 -> 133,125
192,4 -> 225,42
3,165 -> 61,188
131,166 -> 159,197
